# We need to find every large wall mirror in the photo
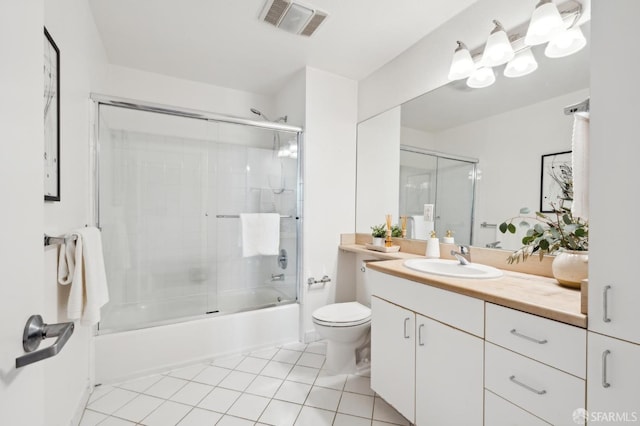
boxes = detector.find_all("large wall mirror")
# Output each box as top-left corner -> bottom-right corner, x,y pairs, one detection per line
356,23 -> 590,251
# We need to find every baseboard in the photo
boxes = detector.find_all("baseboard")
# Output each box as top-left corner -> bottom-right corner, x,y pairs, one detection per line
69,382 -> 91,426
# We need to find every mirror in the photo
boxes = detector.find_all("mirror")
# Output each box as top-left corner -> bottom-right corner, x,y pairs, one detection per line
356,23 -> 590,251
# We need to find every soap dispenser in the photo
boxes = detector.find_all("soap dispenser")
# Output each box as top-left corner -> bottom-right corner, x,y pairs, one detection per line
425,231 -> 440,258
443,230 -> 455,244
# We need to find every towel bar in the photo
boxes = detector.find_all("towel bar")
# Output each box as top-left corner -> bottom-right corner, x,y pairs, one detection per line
216,214 -> 295,219
44,234 -> 77,246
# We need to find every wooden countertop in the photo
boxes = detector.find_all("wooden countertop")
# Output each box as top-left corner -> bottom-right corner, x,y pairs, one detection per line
339,244 -> 423,260
367,258 -> 587,329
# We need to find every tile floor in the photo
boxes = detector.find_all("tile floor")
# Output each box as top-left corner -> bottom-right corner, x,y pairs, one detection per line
80,341 -> 410,426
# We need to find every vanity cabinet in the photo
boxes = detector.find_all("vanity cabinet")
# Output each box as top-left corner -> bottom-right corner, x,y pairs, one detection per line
587,332 -> 640,424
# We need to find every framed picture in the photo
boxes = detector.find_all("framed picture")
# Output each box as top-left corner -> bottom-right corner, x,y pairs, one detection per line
540,150 -> 572,213
44,27 -> 60,201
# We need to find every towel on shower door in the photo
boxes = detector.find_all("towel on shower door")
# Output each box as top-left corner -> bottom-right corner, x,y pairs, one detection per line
240,213 -> 280,257
57,227 -> 110,325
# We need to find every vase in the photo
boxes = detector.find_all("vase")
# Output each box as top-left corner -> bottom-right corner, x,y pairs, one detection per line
372,237 -> 384,246
552,250 -> 588,289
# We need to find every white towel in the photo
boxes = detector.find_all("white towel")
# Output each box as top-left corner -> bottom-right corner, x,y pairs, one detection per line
571,112 -> 590,220
240,213 -> 280,257
57,227 -> 110,325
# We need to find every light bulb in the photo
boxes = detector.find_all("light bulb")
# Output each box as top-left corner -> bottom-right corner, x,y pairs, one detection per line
448,41 -> 475,81
504,48 -> 538,78
524,0 -> 564,46
482,21 -> 514,67
467,67 -> 496,89
545,26 -> 587,58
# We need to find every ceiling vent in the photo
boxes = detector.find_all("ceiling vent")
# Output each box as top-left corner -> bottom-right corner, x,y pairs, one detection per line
260,0 -> 327,37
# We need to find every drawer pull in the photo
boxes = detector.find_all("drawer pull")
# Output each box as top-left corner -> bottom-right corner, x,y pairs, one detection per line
418,323 -> 425,346
509,375 -> 547,395
510,329 -> 548,344
404,317 -> 411,339
602,350 -> 611,388
603,285 -> 612,323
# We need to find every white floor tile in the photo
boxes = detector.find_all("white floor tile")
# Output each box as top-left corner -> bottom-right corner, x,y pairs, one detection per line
296,352 -> 325,369
169,381 -> 214,406
305,342 -> 327,355
227,393 -> 270,421
338,392 -> 374,419
274,380 -> 312,404
191,365 -> 231,386
87,385 -> 115,404
143,376 -> 189,399
235,356 -> 269,374
245,375 -> 283,398
281,341 -> 308,352
218,370 -> 257,392
112,394 -> 164,422
344,375 -> 374,396
100,417 -> 136,426
250,347 -> 279,360
314,370 -> 347,391
216,415 -> 254,426
79,409 -> 107,426
260,360 -> 294,379
177,407 -> 223,425
258,400 -> 301,426
197,387 -> 241,413
140,400 -> 192,426
373,396 -> 410,425
87,388 -> 139,415
304,386 -> 342,411
167,363 -> 207,380
212,354 -> 245,369
294,406 -> 335,426
273,348 -> 302,364
334,413 -> 372,426
117,375 -> 162,393
286,365 -> 319,384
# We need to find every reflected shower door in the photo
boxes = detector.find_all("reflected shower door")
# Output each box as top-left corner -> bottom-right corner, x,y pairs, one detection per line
434,157 -> 476,246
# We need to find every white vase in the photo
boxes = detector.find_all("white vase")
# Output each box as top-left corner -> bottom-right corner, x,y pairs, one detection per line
552,250 -> 588,289
372,237 -> 384,246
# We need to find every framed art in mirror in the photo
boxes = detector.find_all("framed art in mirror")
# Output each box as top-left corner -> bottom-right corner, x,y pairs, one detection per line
44,27 -> 60,201
540,150 -> 572,213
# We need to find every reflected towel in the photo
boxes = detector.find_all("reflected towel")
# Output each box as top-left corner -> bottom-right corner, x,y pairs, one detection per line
572,112 -> 590,219
57,227 -> 110,325
240,213 -> 280,257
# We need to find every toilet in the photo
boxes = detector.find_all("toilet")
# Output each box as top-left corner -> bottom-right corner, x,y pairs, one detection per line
312,301 -> 371,373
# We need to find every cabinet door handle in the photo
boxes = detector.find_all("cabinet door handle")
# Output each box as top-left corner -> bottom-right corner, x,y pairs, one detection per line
602,350 -> 611,388
510,329 -> 548,344
404,317 -> 411,339
418,323 -> 425,346
603,285 -> 612,323
509,375 -> 547,395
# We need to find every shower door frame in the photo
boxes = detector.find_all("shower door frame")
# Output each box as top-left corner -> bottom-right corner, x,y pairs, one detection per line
90,93 -> 304,332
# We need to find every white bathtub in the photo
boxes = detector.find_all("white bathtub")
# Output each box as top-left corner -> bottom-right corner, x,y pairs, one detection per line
94,302 -> 300,384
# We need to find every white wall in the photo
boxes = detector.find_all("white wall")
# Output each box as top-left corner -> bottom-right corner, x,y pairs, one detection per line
302,68 -> 358,340
401,126 -> 437,151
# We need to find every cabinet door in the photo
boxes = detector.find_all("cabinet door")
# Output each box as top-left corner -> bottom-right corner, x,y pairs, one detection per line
371,296 -> 415,423
415,314 -> 483,426
589,281 -> 640,344
587,332 -> 640,425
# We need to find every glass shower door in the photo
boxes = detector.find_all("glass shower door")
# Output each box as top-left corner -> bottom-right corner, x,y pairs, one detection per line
434,157 -> 476,246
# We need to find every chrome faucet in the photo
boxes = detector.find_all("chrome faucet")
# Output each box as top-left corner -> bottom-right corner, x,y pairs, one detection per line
450,245 -> 471,265
271,273 -> 285,281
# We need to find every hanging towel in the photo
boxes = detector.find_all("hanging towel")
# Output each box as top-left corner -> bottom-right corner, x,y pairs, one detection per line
57,227 -> 109,325
240,213 -> 280,257
571,112 -> 590,220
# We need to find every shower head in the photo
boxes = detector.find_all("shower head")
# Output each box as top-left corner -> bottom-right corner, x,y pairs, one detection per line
250,108 -> 287,123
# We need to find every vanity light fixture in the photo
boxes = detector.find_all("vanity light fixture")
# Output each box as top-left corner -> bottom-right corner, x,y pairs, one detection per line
544,26 -> 587,58
447,41 -> 475,81
524,0 -> 565,46
482,20 -> 514,67
467,66 -> 496,89
504,48 -> 538,78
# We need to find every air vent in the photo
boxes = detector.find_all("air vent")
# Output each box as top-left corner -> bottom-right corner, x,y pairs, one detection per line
260,0 -> 328,37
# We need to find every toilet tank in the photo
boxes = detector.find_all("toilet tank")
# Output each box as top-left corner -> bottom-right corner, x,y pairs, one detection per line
355,254 -> 383,307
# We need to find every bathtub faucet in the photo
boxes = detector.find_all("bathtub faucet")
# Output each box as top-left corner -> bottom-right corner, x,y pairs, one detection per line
271,273 -> 285,281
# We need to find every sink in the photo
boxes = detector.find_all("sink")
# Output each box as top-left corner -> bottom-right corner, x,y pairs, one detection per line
403,258 -> 503,279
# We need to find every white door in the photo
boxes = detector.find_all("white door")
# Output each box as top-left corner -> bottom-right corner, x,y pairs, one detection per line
415,314 -> 484,426
0,3 -> 46,425
587,332 -> 640,425
371,296 -> 415,423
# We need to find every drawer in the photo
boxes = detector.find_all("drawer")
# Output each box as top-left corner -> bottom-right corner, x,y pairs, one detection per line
485,303 -> 586,378
485,343 -> 585,426
485,390 -> 551,426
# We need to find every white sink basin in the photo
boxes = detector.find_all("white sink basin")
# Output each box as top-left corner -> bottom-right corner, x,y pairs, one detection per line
403,258 -> 503,279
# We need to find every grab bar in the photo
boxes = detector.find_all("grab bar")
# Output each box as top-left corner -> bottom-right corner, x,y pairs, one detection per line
16,315 -> 74,368
480,222 -> 497,229
216,215 -> 295,219
44,233 -> 77,246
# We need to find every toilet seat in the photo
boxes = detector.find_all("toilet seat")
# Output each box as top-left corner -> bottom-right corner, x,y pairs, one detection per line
312,302 -> 371,327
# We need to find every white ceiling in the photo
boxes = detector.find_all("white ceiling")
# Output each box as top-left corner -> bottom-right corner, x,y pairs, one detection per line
88,0 -> 478,95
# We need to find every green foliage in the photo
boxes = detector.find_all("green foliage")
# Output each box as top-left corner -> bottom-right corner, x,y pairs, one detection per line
391,225 -> 402,238
498,205 -> 588,264
371,224 -> 387,238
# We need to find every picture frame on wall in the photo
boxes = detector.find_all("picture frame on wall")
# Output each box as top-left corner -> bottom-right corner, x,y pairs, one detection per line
44,27 -> 60,201
540,150 -> 572,213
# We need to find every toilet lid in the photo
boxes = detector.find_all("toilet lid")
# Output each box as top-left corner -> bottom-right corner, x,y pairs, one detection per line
312,302 -> 371,324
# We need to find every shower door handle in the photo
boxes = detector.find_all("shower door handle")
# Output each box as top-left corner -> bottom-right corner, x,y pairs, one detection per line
15,315 -> 74,368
